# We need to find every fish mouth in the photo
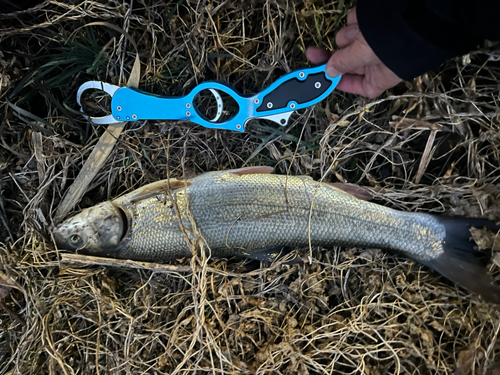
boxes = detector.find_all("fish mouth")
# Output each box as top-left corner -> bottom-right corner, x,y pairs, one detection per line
52,223 -> 68,248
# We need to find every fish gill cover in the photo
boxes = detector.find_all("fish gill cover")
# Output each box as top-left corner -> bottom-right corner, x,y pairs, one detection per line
0,1 -> 500,374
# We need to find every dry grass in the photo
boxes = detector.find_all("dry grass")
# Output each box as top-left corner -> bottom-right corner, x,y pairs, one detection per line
1,0 -> 500,374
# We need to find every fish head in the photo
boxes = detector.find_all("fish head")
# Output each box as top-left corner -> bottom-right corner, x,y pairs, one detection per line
53,201 -> 127,255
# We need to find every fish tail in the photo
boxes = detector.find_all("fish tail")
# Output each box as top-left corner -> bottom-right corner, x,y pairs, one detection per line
420,216 -> 500,304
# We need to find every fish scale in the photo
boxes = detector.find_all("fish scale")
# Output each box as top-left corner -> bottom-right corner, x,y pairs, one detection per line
117,171 -> 444,262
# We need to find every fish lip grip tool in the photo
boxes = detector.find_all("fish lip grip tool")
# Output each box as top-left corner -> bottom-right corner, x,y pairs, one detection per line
76,64 -> 341,132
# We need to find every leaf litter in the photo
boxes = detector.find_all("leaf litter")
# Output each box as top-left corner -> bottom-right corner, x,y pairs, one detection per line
1,0 -> 500,374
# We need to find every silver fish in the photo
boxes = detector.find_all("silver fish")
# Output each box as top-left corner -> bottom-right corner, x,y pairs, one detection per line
53,166 -> 500,303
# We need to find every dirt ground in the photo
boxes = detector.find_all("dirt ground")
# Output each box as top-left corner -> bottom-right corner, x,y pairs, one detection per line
1,1 -> 500,374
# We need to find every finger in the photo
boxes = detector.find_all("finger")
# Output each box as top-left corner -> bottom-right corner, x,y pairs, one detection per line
353,66 -> 367,76
326,37 -> 378,77
335,24 -> 359,49
346,7 -> 357,25
306,46 -> 333,65
335,74 -> 383,98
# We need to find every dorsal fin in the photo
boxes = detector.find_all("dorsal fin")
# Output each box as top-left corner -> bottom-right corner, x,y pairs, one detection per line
328,183 -> 373,201
116,179 -> 191,204
227,166 -> 274,176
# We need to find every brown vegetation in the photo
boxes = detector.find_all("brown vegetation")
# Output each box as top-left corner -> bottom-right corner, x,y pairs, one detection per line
1,1 -> 499,373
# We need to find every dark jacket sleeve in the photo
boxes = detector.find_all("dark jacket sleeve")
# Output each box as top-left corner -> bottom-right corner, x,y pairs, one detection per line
356,0 -> 500,81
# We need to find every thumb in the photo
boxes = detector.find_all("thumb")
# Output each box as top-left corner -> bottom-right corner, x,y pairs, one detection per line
326,37 -> 379,77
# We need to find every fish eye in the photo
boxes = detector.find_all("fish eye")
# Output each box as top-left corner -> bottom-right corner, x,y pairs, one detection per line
69,234 -> 84,248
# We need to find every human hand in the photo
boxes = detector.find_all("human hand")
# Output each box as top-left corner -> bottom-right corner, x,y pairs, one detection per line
306,7 -> 402,98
